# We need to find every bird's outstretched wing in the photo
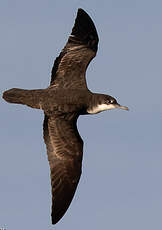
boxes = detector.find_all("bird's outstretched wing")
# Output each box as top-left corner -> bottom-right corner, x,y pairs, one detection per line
43,114 -> 83,224
50,8 -> 99,89
43,9 -> 97,224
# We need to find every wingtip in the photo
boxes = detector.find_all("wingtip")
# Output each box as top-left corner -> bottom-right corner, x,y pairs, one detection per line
75,8 -> 95,23
76,8 -> 93,20
77,8 -> 88,15
52,216 -> 60,225
71,8 -> 99,52
51,208 -> 66,225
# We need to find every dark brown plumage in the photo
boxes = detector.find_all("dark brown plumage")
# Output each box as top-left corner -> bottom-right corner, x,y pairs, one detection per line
3,8 -> 128,225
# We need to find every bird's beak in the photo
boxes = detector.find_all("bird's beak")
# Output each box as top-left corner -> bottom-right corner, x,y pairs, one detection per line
116,104 -> 129,111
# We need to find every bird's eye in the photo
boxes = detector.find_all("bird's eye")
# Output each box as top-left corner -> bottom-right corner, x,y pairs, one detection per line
106,98 -> 115,104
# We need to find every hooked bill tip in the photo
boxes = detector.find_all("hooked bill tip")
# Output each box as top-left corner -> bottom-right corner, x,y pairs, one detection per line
117,104 -> 129,111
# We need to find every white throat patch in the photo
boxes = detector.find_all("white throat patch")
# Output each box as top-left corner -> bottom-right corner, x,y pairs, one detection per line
87,103 -> 117,114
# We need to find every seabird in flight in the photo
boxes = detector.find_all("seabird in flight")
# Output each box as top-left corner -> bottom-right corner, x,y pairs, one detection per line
3,8 -> 128,224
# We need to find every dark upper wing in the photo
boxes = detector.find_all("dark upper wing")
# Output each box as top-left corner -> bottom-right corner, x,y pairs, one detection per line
50,8 -> 99,89
43,114 -> 83,224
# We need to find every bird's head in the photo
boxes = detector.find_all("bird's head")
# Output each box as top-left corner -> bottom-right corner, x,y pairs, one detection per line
87,94 -> 129,114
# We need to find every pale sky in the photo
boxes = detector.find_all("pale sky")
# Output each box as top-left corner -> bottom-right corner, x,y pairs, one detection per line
0,1 -> 162,229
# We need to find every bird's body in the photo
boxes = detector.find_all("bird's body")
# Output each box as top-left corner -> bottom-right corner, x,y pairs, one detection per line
3,9 -> 128,224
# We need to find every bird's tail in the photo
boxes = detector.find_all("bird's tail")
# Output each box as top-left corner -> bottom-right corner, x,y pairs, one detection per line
2,88 -> 44,109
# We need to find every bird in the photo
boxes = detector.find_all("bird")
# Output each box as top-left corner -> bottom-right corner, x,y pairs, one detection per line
3,8 -> 128,225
